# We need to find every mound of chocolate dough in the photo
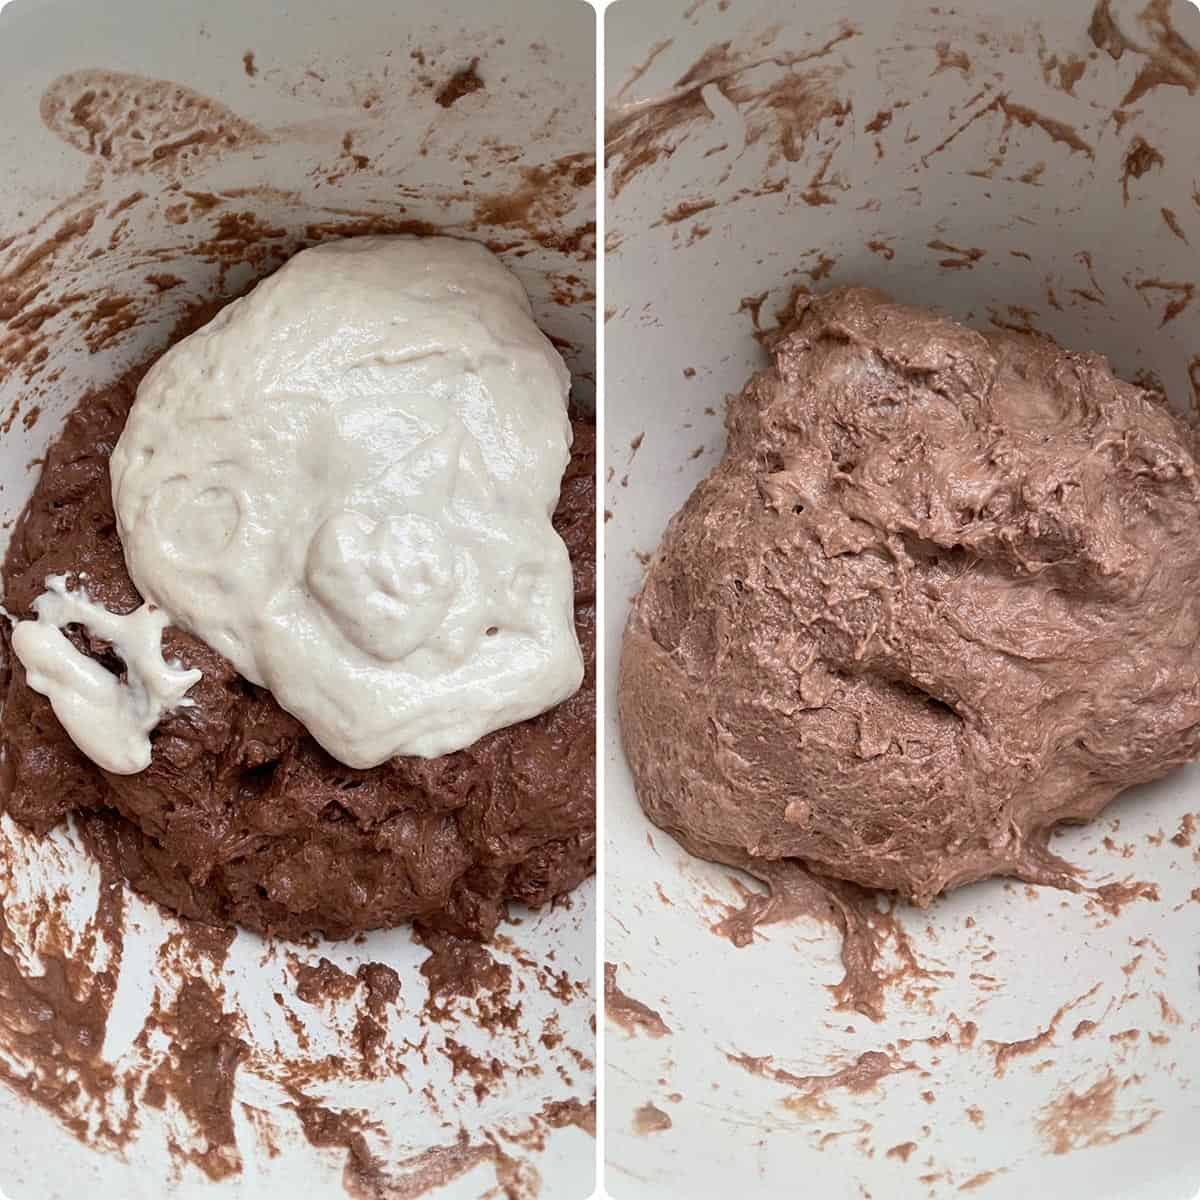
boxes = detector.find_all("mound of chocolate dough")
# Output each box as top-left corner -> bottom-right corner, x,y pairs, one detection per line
620,286 -> 1200,905
0,332 -> 595,941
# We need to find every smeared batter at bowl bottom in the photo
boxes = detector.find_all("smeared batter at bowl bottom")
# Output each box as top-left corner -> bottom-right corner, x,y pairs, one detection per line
0,821 -> 595,1194
0,299 -> 596,942
620,285 -> 1200,1017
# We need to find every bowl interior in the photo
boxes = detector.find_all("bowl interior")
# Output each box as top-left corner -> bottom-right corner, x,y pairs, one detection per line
0,0 -> 596,1195
604,1 -> 1200,1196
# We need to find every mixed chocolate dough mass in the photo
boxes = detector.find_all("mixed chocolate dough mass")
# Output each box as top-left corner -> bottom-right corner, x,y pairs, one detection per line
0,320 -> 595,941
620,286 -> 1200,905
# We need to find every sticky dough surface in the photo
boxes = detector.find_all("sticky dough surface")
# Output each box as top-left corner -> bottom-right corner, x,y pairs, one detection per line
620,287 -> 1200,904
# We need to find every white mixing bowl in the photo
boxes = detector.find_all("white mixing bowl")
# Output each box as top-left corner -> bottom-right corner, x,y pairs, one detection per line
0,1 -> 596,1196
605,1 -> 1200,1196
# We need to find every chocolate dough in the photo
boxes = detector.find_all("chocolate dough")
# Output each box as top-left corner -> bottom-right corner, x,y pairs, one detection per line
0,327 -> 595,941
620,286 -> 1200,904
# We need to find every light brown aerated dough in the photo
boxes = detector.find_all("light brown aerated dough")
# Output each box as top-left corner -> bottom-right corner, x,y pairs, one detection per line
620,286 -> 1200,905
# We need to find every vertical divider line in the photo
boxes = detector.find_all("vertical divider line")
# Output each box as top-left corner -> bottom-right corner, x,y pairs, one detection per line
592,1 -> 608,1196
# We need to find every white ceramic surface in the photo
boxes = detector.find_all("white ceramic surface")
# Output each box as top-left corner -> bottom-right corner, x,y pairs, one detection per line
0,1 -> 596,1197
605,1 -> 1200,1197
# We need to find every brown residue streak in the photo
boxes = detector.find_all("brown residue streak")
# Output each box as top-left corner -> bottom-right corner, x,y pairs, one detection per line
288,1102 -> 389,1194
1043,52 -> 1088,94
472,153 -> 596,257
921,93 -> 1093,168
81,294 -> 137,351
341,132 -> 370,171
807,254 -> 836,282
242,51 -> 257,78
864,108 -> 893,134
955,1018 -> 979,1048
1060,58 -> 1088,93
177,192 -> 218,219
606,79 -> 710,198
1189,357 -> 1200,414
1036,1071 -> 1159,1155
1090,0 -> 1200,107
108,190 -> 146,216
606,25 -> 857,194
1171,812 -> 1196,846
146,272 -> 184,292
737,291 -> 769,327
1090,0 -> 1128,60
998,97 -> 1093,157
292,1107 -> 521,1200
40,70 -> 264,176
435,58 -> 484,108
659,198 -> 718,225
416,930 -> 518,1030
1158,993 -> 1182,1024
738,178 -> 788,200
293,955 -> 359,1004
545,271 -> 594,309
604,962 -> 671,1038
985,983 -> 1101,1077
801,149 -> 843,206
886,1141 -> 917,1162
633,1102 -> 673,1135
441,1037 -> 502,1102
629,432 -> 645,459
140,977 -> 247,1181
1134,279 -> 1195,327
1122,136 -> 1165,204
928,239 -> 985,270
867,239 -> 895,260
616,39 -> 674,101
933,42 -> 971,75
0,837 -> 129,1148
299,216 -> 430,244
726,1048 -> 911,1107
707,862 -> 935,1021
752,80 -> 852,168
0,208 -> 99,321
986,304 -> 1040,335
960,1171 -> 1007,1192
541,1097 -> 597,1138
